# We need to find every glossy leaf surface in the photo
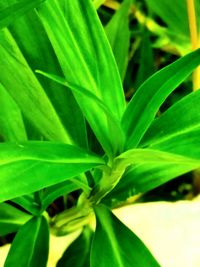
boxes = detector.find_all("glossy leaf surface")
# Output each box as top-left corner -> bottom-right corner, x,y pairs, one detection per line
0,142 -> 105,202
122,49 -> 200,150
4,216 -> 49,267
0,29 -> 71,143
0,0 -> 45,29
140,89 -> 200,159
37,0 -> 125,155
91,204 -> 160,267
0,203 -> 31,236
0,83 -> 27,142
57,227 -> 92,267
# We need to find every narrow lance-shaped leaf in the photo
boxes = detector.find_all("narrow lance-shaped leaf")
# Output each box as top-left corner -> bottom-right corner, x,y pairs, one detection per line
0,83 -> 27,142
4,216 -> 49,267
0,0 -> 45,29
37,0 -> 126,155
105,0 -> 132,81
0,141 -> 105,203
36,70 -> 125,155
91,204 -> 160,267
0,203 -> 31,236
122,48 -> 200,150
41,180 -> 86,212
0,28 -> 72,144
140,89 -> 200,159
3,4 -> 88,148
56,227 -> 93,267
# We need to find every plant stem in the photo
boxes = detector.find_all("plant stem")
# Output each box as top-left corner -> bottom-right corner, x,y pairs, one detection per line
186,0 -> 200,90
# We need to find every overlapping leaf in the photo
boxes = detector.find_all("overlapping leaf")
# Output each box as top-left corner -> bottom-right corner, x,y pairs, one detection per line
91,204 -> 160,267
105,0 -> 132,81
0,142 -> 105,202
0,0 -> 45,29
122,49 -> 200,150
0,203 -> 31,236
4,216 -> 49,267
37,0 -> 126,155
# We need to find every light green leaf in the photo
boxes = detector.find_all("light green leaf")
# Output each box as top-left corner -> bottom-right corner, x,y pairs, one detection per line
105,0 -> 132,81
11,195 -> 41,216
0,0 -> 45,29
106,162 -> 198,203
56,227 -> 92,267
0,141 -> 105,202
37,0 -> 126,155
0,28 -> 72,144
140,89 -> 200,159
4,216 -> 49,267
122,49 -> 200,150
36,70 -> 125,155
0,203 -> 31,236
91,204 -> 160,267
4,6 -> 87,148
41,180 -> 82,211
0,83 -> 27,142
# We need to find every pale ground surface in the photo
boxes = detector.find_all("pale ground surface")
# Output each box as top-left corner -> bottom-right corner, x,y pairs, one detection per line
1,197 -> 200,267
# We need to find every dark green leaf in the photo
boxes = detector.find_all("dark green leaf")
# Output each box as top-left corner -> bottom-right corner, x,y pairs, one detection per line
0,29 -> 72,143
0,141 -> 105,202
105,0 -> 132,81
0,0 -> 45,29
4,216 -> 49,267
0,203 -> 31,236
122,49 -> 200,149
37,0 -> 126,155
140,89 -> 200,159
56,227 -> 93,267
91,204 -> 160,267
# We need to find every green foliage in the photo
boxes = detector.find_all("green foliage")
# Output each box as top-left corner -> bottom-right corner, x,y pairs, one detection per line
91,205 -> 160,267
0,0 -> 200,266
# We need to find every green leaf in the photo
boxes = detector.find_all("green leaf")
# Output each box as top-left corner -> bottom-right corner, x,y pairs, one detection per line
0,141 -> 105,202
11,195 -> 41,216
105,0 -> 132,81
122,49 -> 200,150
91,204 -> 160,267
4,216 -> 49,267
134,29 -> 155,89
36,70 -> 125,155
0,0 -> 45,29
56,227 -> 93,267
0,203 -> 31,236
37,0 -> 126,155
0,28 -> 72,144
106,162 -> 198,203
4,6 -> 87,148
41,180 -> 82,211
140,89 -> 200,159
0,83 -> 27,142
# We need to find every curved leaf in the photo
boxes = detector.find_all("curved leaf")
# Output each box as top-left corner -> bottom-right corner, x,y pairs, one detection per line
140,89 -> 200,159
0,0 -> 45,29
91,204 -> 160,267
0,203 -> 31,236
0,141 -> 105,202
122,49 -> 200,149
56,227 -> 93,267
4,216 -> 49,267
37,0 -> 126,155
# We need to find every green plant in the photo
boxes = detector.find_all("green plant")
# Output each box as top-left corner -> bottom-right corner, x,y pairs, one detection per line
1,0 -> 200,266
